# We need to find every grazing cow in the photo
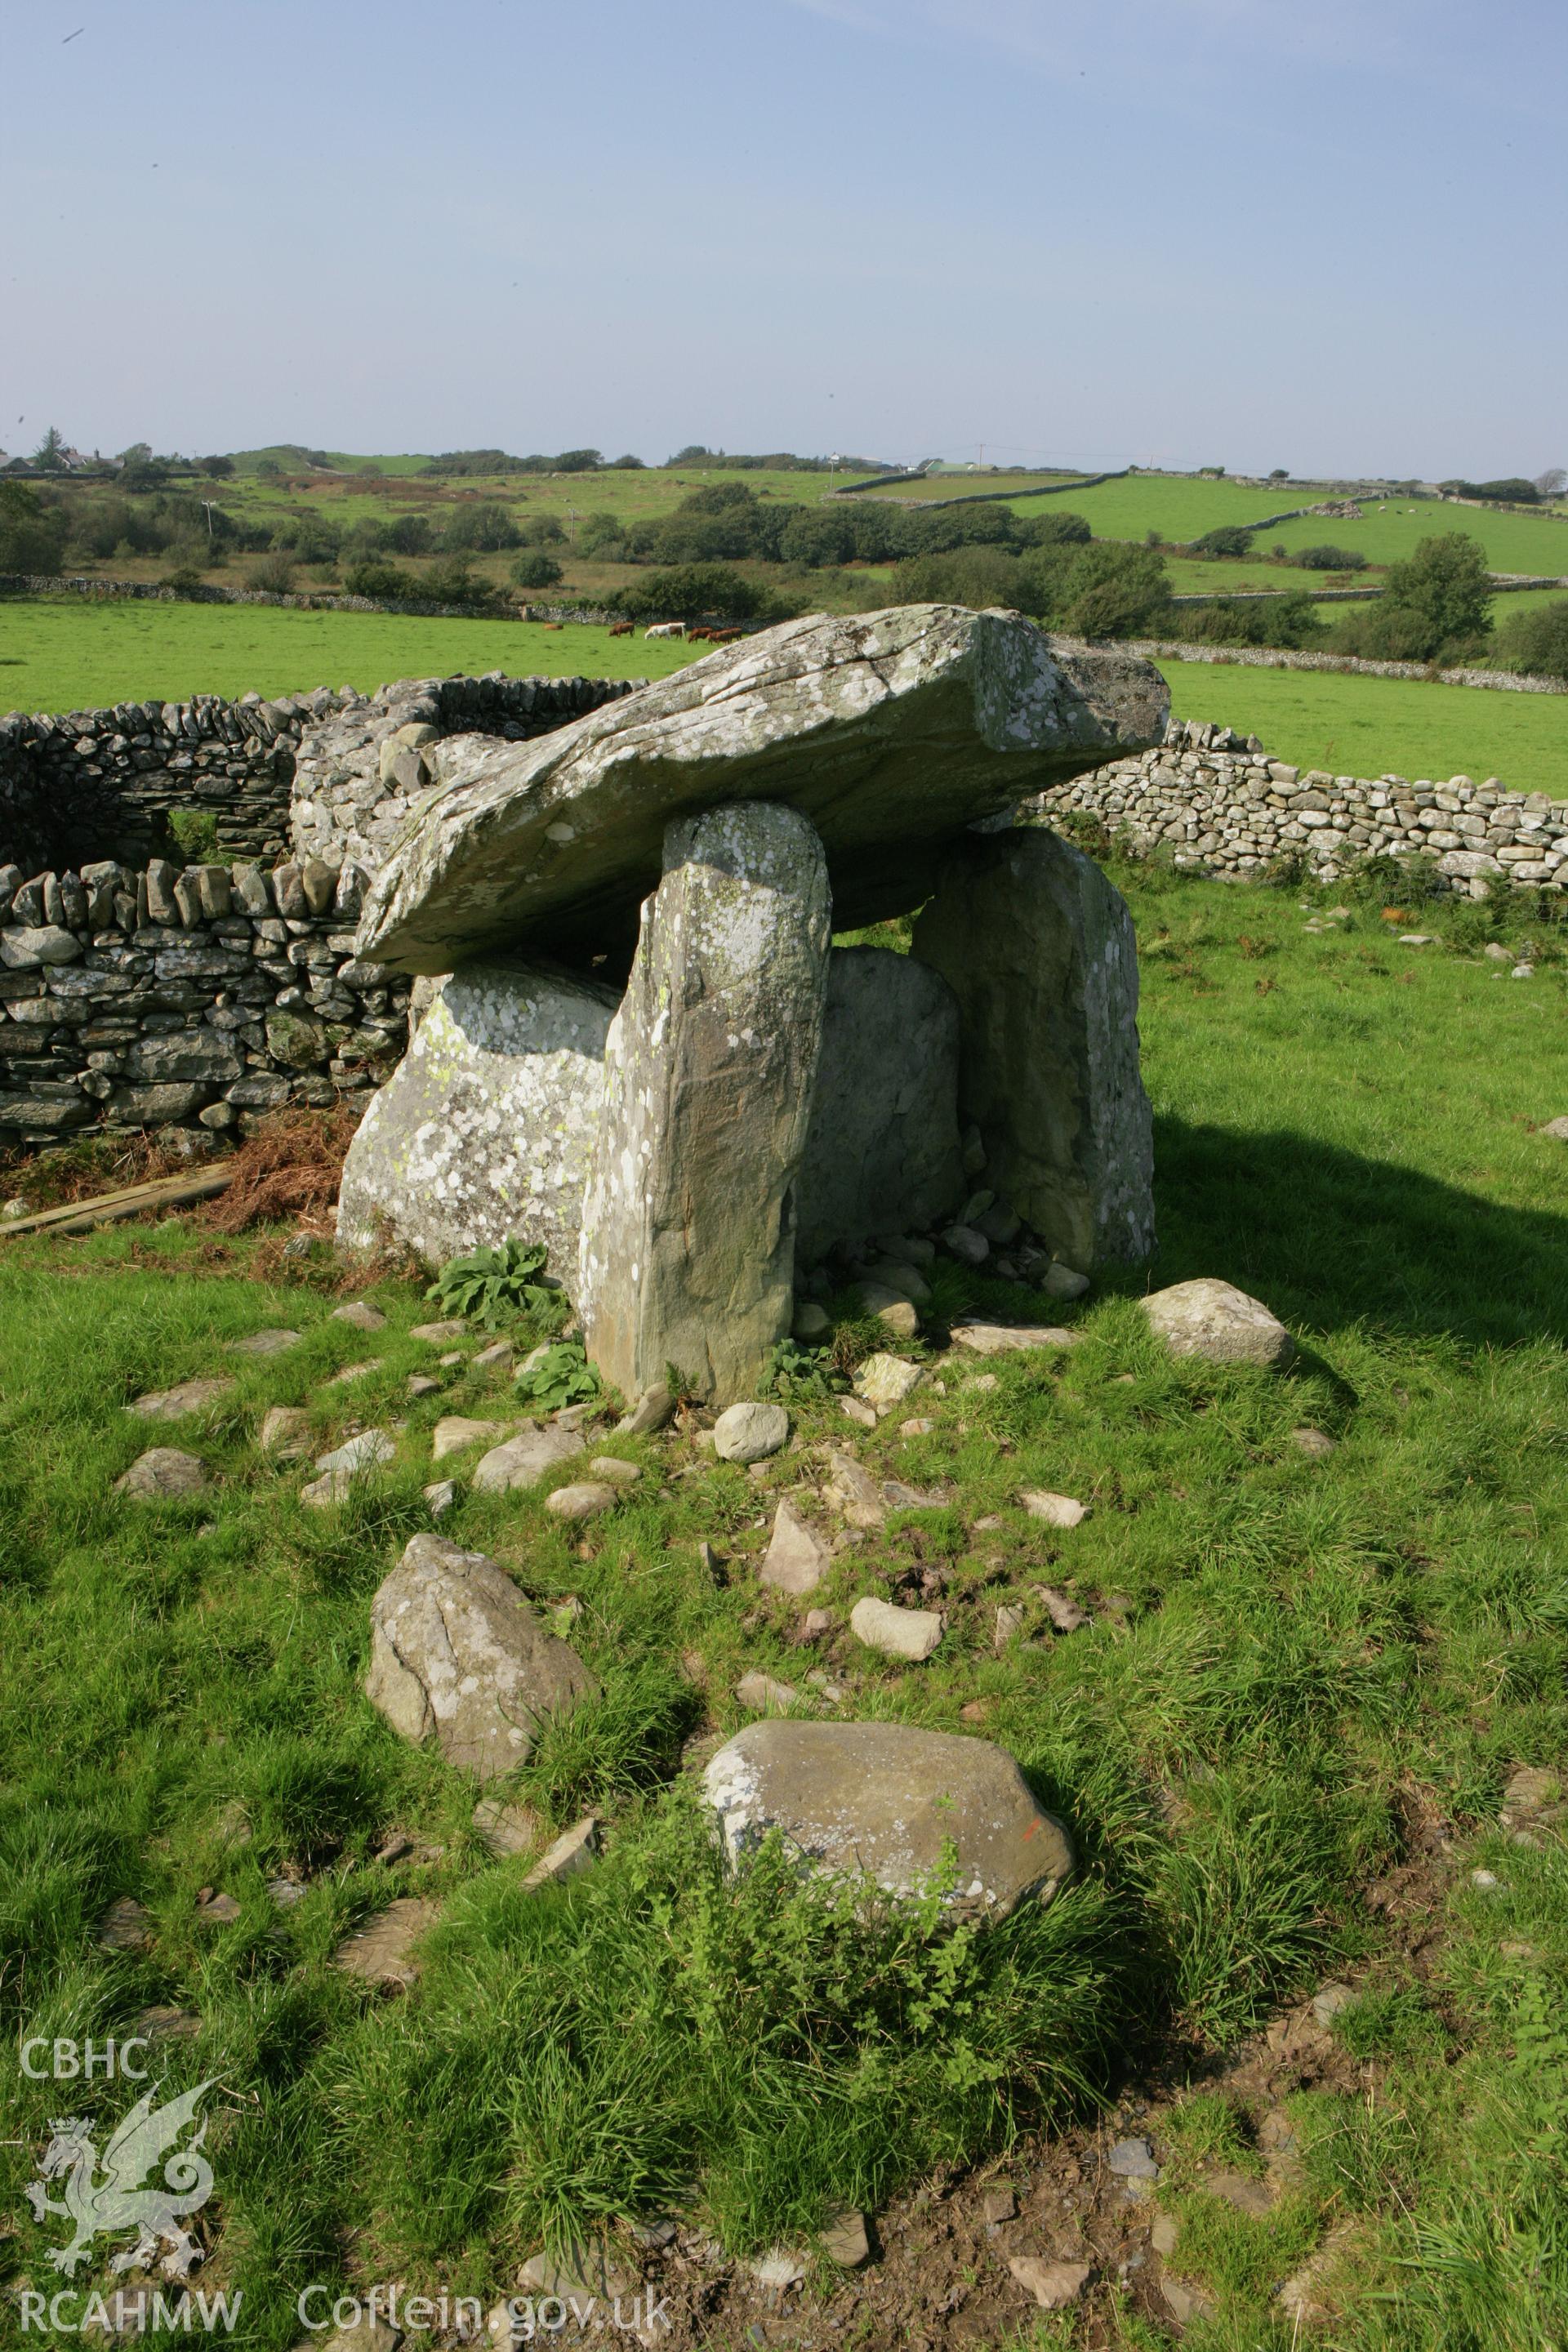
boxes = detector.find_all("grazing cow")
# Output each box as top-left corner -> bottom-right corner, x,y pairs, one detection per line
541,621 -> 564,631
608,620 -> 634,637
644,621 -> 686,640
710,626 -> 743,644
686,626 -> 714,642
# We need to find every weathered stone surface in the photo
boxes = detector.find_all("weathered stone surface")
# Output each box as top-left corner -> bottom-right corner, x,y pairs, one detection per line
760,1499 -> 831,1595
702,1720 -> 1074,1919
431,1414 -> 512,1462
853,1353 -> 924,1413
579,803 -> 831,1406
470,1423 -> 586,1494
1143,1278 -> 1295,1370
521,1815 -> 599,1890
259,1405 -> 310,1457
333,1897 -> 439,1990
356,607 -> 1168,974
713,1401 -> 791,1462
365,1531 -> 598,1780
913,826 -> 1154,1267
1009,2257 -> 1090,2311
796,947 -> 964,1257
336,960 -> 618,1268
849,1595 -> 943,1660
114,1448 -> 209,1499
331,1300 -> 386,1331
1020,1490 -> 1089,1528
951,1321 -> 1076,1355
224,1327 -> 302,1357
127,1376 -> 236,1421
737,1670 -> 800,1713
545,1480 -> 618,1521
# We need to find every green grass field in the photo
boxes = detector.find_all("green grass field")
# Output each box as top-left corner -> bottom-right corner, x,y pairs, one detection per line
1157,658 -> 1568,795
2,866 -> 1565,2347
849,470 -> 1086,501
0,600 -> 701,712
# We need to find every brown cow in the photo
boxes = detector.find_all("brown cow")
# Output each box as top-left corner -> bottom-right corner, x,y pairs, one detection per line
608,620 -> 634,637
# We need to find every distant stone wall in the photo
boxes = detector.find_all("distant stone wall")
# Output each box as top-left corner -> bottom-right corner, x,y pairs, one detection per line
1036,718 -> 1568,895
0,670 -> 642,896
1128,639 -> 1568,696
0,851 -> 409,1149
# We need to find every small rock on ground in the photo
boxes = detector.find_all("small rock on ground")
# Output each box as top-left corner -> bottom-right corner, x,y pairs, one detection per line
314,1428 -> 396,1477
327,1359 -> 381,1385
333,1897 -> 439,1989
1142,1277 -> 1294,1370
615,1384 -> 675,1435
850,1594 -> 943,1660
423,1478 -> 457,1518
1009,2257 -> 1090,2311
1107,2136 -> 1158,2179
331,1300 -> 386,1332
820,2209 -> 870,2267
853,1353 -> 924,1411
520,1815 -> 599,1890
260,1405 -> 311,1457
791,1302 -> 831,1342
225,1328 -> 302,1356
737,1670 -> 800,1712
760,1498 -> 831,1596
840,1395 -> 878,1428
408,1374 -> 442,1398
950,1323 -> 1075,1356
127,1377 -> 236,1421
713,1401 -> 791,1462
114,1448 -> 208,1499
1036,1584 -> 1089,1632
587,1455 -> 642,1485
432,1414 -> 512,1462
473,1339 -> 514,1371
1540,1115 -> 1568,1142
473,1425 -> 587,1494
545,1480 -> 618,1521
98,1896 -> 152,1952
1021,1490 -> 1089,1527
473,1796 -> 543,1856
410,1317 -> 467,1343
1291,1426 -> 1337,1458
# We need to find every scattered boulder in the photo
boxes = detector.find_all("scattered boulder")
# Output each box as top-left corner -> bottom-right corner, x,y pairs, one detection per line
1107,2137 -> 1158,2180
588,1455 -> 642,1486
411,1317 -> 468,1343
1142,1278 -> 1295,1370
822,1450 -> 888,1529
792,1302 -> 831,1342
126,1377 -> 235,1422
615,1385 -> 675,1435
260,1405 -> 311,1458
1036,1585 -> 1089,1632
471,1424 -> 586,1494
713,1401 -> 791,1463
114,1449 -> 208,1499
423,1477 -> 457,1517
365,1532 -> 599,1780
98,1896 -> 153,1953
333,1897 -> 439,1990
820,2211 -> 871,2269
1540,1116 -> 1568,1143
1291,1425 -> 1336,1459
702,1719 -> 1074,1918
760,1499 -> 831,1596
839,1395 -> 878,1429
850,1595 -> 943,1661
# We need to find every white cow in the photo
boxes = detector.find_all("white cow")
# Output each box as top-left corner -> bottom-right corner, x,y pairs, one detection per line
644,621 -> 687,639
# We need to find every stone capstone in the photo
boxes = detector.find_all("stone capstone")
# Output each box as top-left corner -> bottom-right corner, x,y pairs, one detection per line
577,802 -> 831,1405
364,1531 -> 599,1780
354,607 -> 1169,974
336,960 -> 618,1270
912,826 -> 1154,1267
702,1719 -> 1075,1919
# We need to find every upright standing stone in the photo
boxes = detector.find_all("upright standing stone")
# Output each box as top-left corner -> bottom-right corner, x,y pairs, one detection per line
912,827 -> 1153,1267
796,947 -> 964,1259
578,802 -> 831,1405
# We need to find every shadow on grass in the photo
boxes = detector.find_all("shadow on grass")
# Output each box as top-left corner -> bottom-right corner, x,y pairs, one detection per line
1129,1115 -> 1568,1350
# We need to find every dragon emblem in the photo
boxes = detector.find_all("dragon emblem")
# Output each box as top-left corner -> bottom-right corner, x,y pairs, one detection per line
24,2081 -> 216,2278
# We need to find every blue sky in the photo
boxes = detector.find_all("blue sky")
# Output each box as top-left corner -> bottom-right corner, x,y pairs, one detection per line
4,0 -> 1563,478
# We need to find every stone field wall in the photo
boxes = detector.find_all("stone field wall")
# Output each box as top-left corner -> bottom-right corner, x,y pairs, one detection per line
0,670 -> 640,881
1036,717 -> 1568,894
0,670 -> 643,1149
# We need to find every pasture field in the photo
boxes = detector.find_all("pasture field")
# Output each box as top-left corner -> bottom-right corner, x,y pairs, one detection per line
0,599 -> 701,714
847,470 -> 1087,501
1,865 -> 1565,2348
1157,657 -> 1568,797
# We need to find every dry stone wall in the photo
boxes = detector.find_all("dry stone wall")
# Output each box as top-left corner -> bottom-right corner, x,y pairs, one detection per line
0,850 -> 409,1148
1036,718 -> 1568,896
0,670 -> 641,886
0,670 -> 643,1149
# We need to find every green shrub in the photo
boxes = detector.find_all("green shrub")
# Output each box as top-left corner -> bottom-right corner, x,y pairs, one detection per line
343,558 -> 412,600
1293,543 -> 1368,571
441,501 -> 522,553
1333,532 -> 1493,662
1178,591 -> 1321,650
1493,595 -> 1568,681
510,550 -> 564,590
418,558 -> 507,613
247,550 -> 296,594
514,1339 -> 599,1412
611,564 -> 764,621
1191,526 -> 1254,559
